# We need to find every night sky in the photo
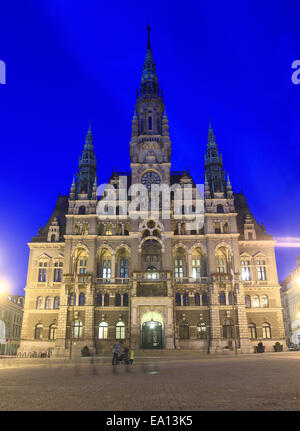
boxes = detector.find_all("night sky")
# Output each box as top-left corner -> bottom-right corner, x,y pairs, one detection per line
1,1 -> 300,295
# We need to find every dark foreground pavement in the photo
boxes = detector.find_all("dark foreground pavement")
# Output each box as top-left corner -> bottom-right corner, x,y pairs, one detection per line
1,352 -> 300,411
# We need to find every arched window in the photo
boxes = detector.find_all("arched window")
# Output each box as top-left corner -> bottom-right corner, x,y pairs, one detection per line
262,295 -> 269,308
34,324 -> 43,340
78,259 -> 87,275
96,293 -> 102,306
248,323 -> 257,339
36,297 -> 43,309
215,247 -> 230,273
245,295 -> 251,308
219,291 -> 226,305
45,297 -> 52,310
51,234 -> 56,242
79,206 -> 86,215
223,317 -> 234,339
102,259 -> 111,280
202,293 -> 208,306
49,324 -> 57,340
192,256 -> 201,279
262,322 -> 271,339
123,293 -> 129,307
68,293 -> 76,306
179,322 -> 189,339
252,295 -> 260,308
54,296 -> 60,309
79,293 -> 85,306
197,322 -> 207,339
120,259 -> 129,278
217,204 -> 224,213
194,293 -> 200,306
248,232 -> 253,240
148,116 -> 152,130
104,293 -> 110,307
99,322 -> 108,339
183,293 -> 189,306
175,293 -> 181,306
115,293 -> 121,306
116,322 -> 125,339
72,320 -> 83,339
174,258 -> 184,278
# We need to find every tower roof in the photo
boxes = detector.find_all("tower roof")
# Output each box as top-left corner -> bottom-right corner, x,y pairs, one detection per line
140,26 -> 159,95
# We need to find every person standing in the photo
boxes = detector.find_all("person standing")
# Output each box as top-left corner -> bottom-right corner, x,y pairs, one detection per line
129,347 -> 134,365
112,340 -> 121,365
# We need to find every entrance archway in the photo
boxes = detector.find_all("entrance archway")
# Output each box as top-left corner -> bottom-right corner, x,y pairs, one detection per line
142,321 -> 162,349
141,311 -> 164,349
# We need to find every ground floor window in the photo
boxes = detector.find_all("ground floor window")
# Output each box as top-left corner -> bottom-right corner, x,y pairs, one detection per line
262,323 -> 271,339
223,318 -> 234,339
197,322 -> 207,339
72,320 -> 83,339
179,323 -> 189,339
99,322 -> 108,339
248,323 -> 257,339
115,322 -> 125,339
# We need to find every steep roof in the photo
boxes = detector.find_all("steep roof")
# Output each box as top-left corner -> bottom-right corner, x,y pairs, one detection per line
31,195 -> 69,242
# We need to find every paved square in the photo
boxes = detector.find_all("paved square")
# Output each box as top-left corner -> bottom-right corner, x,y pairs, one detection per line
1,352 -> 300,411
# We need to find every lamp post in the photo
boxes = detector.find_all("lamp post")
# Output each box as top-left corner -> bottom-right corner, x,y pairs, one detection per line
229,262 -> 238,356
69,256 -> 80,360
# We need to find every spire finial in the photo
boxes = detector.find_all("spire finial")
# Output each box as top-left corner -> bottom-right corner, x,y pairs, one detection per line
147,25 -> 151,49
88,120 -> 92,133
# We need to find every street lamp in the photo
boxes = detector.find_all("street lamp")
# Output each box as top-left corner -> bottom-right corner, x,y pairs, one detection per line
0,283 -> 7,296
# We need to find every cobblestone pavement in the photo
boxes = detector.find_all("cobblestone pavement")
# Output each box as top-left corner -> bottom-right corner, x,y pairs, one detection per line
1,352 -> 300,411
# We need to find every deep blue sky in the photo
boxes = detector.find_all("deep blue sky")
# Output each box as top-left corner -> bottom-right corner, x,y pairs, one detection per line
0,1 -> 300,295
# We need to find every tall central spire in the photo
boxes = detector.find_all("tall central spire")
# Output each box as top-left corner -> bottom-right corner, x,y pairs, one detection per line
140,26 -> 160,96
130,28 -> 170,164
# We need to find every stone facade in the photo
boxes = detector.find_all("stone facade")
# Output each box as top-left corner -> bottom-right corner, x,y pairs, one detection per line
19,29 -> 286,357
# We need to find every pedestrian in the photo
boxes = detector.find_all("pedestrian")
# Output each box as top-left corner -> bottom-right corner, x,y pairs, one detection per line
112,340 -> 121,365
129,347 -> 134,365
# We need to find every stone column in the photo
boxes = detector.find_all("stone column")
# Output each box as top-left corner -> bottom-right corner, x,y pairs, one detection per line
111,252 -> 116,281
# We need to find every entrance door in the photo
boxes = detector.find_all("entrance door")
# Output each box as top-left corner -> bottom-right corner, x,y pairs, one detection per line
142,321 -> 162,349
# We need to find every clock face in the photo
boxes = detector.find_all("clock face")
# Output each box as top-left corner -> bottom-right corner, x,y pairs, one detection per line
141,171 -> 161,191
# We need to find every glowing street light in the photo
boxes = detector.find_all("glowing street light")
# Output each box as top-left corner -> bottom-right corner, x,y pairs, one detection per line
0,283 -> 7,296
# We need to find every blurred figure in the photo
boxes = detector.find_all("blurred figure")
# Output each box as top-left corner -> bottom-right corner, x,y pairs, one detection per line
129,348 -> 134,365
73,343 -> 81,376
90,348 -> 97,375
112,340 -> 121,365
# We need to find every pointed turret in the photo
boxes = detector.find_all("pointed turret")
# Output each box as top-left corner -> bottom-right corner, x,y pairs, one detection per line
140,26 -> 160,96
70,174 -> 76,200
204,121 -> 226,196
226,173 -> 233,198
76,123 -> 97,199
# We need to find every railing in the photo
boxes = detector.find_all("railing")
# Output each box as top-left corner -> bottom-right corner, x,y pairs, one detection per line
174,277 -> 208,284
96,277 -> 129,284
132,271 -> 171,281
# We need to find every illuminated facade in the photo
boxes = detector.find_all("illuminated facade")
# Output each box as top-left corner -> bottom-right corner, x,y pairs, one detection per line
19,29 -> 286,357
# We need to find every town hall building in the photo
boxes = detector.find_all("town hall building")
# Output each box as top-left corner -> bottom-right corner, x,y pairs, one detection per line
18,29 -> 286,357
